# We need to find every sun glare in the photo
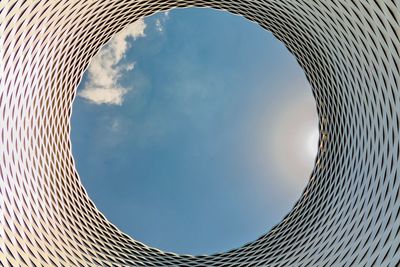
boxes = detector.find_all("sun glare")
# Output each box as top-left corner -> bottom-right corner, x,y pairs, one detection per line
306,128 -> 319,160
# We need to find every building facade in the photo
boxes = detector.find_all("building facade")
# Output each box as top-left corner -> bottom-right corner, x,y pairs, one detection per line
0,0 -> 399,266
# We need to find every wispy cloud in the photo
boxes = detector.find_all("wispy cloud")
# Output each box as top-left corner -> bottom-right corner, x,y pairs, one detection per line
79,19 -> 146,105
155,11 -> 170,33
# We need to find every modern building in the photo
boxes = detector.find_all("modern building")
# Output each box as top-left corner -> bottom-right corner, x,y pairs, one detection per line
0,0 -> 399,266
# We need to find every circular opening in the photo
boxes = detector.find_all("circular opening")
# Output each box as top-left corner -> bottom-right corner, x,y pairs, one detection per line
71,8 -> 318,256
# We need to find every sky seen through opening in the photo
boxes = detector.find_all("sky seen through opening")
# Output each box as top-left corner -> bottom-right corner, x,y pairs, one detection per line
71,8 -> 319,256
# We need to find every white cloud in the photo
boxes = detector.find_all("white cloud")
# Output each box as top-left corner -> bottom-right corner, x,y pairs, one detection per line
155,19 -> 163,32
79,19 -> 146,105
126,63 -> 135,71
79,87 -> 128,105
155,11 -> 170,33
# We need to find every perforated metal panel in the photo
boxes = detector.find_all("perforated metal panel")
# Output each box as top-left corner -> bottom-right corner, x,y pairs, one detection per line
1,0 -> 399,266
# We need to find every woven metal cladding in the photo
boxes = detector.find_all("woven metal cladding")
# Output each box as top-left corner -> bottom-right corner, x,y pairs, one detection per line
1,0 -> 400,266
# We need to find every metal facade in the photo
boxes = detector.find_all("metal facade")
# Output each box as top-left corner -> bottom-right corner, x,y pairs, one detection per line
1,0 -> 399,266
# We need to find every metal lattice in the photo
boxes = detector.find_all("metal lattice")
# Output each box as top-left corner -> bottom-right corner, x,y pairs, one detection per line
1,0 -> 399,266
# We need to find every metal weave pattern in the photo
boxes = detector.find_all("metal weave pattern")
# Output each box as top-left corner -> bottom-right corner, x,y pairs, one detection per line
1,0 -> 399,266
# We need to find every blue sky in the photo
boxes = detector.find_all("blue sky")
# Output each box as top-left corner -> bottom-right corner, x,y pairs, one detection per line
71,8 -> 318,256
